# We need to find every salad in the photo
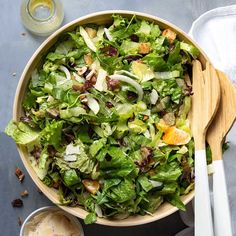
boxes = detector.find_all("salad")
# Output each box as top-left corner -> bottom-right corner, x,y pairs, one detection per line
6,15 -> 199,224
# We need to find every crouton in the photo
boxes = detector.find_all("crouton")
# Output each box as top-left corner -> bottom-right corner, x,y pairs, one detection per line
84,53 -> 93,65
139,42 -> 151,54
85,27 -> 97,39
162,29 -> 177,43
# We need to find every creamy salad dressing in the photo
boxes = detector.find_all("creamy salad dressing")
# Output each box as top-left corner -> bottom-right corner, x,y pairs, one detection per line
23,210 -> 81,236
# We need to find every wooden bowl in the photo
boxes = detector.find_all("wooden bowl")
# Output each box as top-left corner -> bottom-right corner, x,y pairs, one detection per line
13,10 -> 208,226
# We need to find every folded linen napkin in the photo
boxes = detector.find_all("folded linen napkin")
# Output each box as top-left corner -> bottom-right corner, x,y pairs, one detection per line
189,5 -> 236,84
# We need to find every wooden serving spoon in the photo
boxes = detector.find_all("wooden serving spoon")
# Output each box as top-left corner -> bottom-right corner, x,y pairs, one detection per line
206,71 -> 236,236
191,60 -> 221,236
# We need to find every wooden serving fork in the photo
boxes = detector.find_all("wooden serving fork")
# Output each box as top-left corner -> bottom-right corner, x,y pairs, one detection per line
206,71 -> 236,236
191,60 -> 221,236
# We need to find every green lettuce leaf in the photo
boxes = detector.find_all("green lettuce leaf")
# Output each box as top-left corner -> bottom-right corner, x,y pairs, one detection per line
151,162 -> 182,182
96,178 -> 121,205
168,41 -> 181,65
180,42 -> 199,59
89,138 -> 107,157
46,52 -> 65,61
107,178 -> 136,203
38,148 -> 50,170
84,212 -> 97,224
140,192 -> 163,213
158,182 -> 178,194
142,53 -> 169,71
166,192 -> 186,211
55,40 -> 74,54
40,120 -> 64,148
120,40 -> 139,55
99,146 -> 135,177
138,175 -> 153,192
5,120 -> 40,145
63,169 -> 81,187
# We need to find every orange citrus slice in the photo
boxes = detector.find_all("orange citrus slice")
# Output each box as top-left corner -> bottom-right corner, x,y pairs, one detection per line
162,126 -> 191,145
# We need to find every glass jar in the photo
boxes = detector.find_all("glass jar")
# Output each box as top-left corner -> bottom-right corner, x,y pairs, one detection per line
20,0 -> 64,36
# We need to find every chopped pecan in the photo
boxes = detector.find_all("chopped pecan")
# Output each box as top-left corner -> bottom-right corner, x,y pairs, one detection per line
15,167 -> 25,183
83,76 -> 96,91
11,199 -> 23,208
21,190 -> 29,198
90,75 -> 97,84
18,217 -> 23,226
72,84 -> 84,92
107,78 -> 120,90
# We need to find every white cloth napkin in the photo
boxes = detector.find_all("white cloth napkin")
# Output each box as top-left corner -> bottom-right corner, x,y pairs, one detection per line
189,5 -> 236,84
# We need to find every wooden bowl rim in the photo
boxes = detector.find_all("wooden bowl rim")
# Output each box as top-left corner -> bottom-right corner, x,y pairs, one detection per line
13,10 -> 208,227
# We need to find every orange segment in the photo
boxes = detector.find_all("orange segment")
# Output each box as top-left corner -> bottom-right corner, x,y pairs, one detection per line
162,126 -> 191,145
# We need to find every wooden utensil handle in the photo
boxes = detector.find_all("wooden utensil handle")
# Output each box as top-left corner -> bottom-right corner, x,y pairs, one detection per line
195,150 -> 214,236
213,160 -> 233,236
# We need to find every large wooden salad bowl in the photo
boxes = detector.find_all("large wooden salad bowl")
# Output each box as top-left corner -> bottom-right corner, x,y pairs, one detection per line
13,10 -> 208,226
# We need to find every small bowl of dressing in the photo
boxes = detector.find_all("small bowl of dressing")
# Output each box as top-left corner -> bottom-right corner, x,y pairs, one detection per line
20,206 -> 84,236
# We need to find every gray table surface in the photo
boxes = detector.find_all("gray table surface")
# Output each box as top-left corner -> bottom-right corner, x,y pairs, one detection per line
1,0 -> 236,235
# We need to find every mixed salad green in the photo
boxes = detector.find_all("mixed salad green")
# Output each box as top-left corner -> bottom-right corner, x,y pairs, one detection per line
6,15 -> 199,224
